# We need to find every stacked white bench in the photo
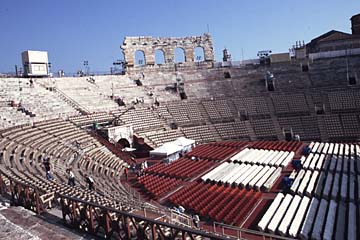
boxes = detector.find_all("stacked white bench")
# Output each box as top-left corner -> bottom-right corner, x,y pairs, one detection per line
201,148 -> 295,192
257,141 -> 360,239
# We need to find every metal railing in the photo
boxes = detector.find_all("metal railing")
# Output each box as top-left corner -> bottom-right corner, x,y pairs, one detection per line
60,194 -> 232,240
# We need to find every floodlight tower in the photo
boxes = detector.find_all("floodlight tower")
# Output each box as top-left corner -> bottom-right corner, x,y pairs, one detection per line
83,61 -> 89,76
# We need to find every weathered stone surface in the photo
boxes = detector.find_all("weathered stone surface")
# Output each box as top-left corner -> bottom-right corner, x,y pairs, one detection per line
0,210 -> 40,240
0,206 -> 94,240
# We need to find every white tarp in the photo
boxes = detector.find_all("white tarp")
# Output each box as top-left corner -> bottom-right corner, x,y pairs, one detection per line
150,142 -> 183,156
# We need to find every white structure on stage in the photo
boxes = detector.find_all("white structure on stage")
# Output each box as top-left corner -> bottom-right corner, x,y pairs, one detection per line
150,137 -> 195,163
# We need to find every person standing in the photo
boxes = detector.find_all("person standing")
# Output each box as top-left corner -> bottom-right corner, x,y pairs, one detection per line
193,214 -> 200,228
43,157 -> 54,180
124,167 -> 129,181
66,168 -> 75,186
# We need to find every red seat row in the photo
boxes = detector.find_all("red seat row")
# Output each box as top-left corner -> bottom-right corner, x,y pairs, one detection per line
233,192 -> 261,226
186,145 -> 239,160
205,187 -> 241,218
208,141 -> 249,148
214,189 -> 248,221
250,140 -> 302,152
138,174 -> 183,199
168,182 -> 262,225
146,158 -> 217,179
169,181 -> 201,205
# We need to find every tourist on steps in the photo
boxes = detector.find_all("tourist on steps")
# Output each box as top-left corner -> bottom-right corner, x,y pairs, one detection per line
85,174 -> 95,191
43,157 -> 54,180
66,168 -> 75,186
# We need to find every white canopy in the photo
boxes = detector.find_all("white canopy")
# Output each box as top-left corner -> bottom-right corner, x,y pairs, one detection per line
150,142 -> 183,156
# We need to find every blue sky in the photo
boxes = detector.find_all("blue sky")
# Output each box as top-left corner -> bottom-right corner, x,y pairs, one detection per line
0,0 -> 359,74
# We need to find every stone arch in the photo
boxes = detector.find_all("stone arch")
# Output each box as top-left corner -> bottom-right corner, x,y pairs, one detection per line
108,125 -> 133,148
194,46 -> 205,62
118,138 -> 130,148
134,50 -> 146,66
155,49 -> 166,65
174,47 -> 186,63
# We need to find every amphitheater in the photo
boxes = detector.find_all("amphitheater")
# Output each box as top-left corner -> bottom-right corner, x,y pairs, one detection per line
1,16 -> 360,240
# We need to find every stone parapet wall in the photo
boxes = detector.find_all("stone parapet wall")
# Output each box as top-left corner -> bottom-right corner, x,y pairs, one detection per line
121,33 -> 214,72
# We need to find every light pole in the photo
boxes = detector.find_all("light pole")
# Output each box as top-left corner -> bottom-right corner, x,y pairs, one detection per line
113,59 -> 125,74
18,79 -> 22,104
48,62 -> 52,76
83,61 -> 89,76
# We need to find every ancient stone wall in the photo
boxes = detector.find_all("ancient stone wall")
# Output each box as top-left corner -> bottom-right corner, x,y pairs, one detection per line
120,33 -> 214,71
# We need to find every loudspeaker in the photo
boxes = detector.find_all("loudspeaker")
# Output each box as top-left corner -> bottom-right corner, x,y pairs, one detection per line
170,122 -> 178,129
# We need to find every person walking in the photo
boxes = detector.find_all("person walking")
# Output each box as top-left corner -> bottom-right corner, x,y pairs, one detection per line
84,174 -> 95,191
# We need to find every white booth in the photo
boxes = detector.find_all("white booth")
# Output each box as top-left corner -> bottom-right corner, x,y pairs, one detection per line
22,50 -> 49,77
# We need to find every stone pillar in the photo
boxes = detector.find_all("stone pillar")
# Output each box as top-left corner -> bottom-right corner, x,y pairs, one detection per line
163,47 -> 174,64
204,45 -> 214,62
144,47 -> 155,66
123,49 -> 135,67
185,47 -> 194,62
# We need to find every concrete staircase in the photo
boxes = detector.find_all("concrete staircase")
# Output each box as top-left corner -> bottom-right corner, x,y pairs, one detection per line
316,116 -> 329,141
54,87 -> 89,115
244,121 -> 257,141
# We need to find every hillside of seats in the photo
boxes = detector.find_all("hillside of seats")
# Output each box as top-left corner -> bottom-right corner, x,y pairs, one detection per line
135,141 -> 304,228
0,117 -> 154,213
0,78 -> 137,206
135,55 -> 360,145
30,56 -> 360,145
134,140 -> 360,239
256,142 -> 360,239
0,55 -> 359,238
0,116 -> 215,238
0,55 -> 358,178
0,78 -> 79,129
50,74 -> 180,111
132,87 -> 360,147
36,55 -> 360,102
0,55 -> 351,146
